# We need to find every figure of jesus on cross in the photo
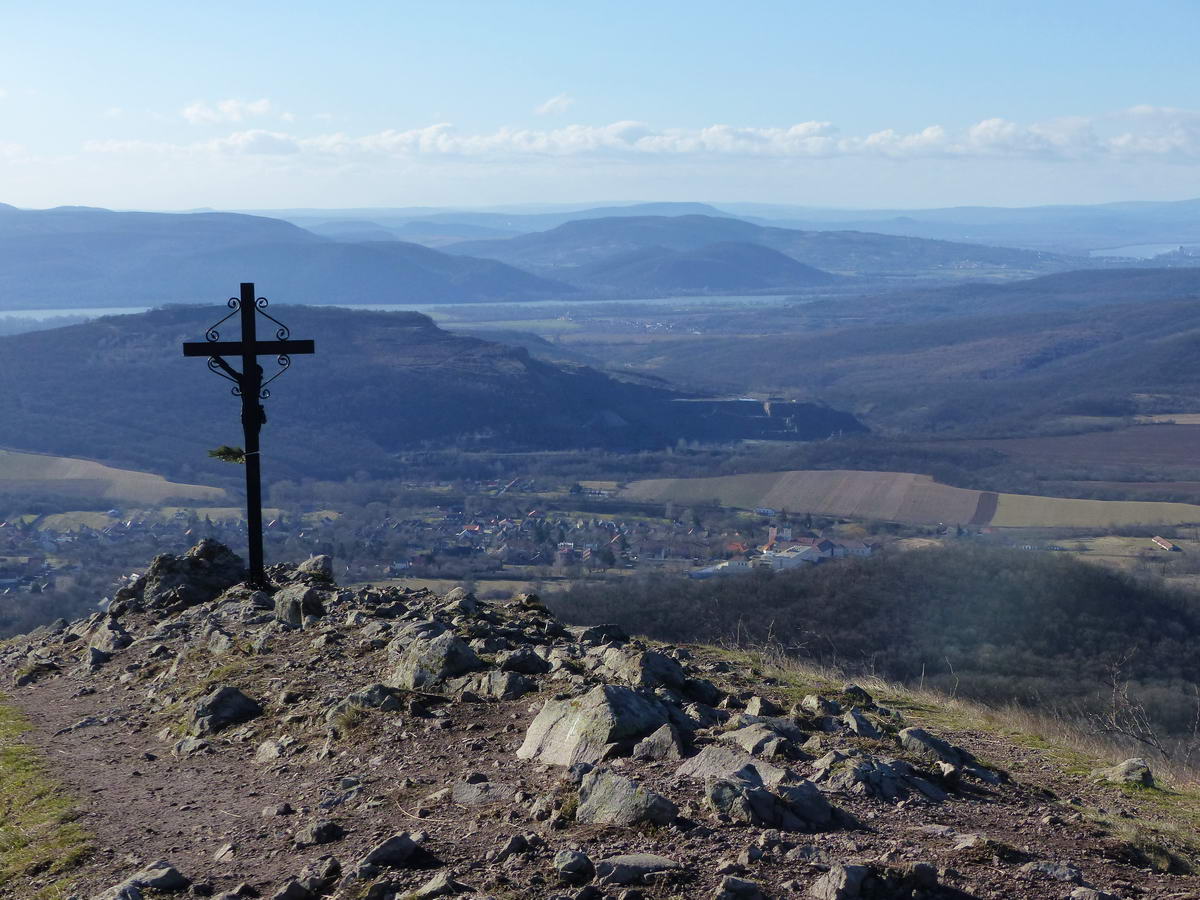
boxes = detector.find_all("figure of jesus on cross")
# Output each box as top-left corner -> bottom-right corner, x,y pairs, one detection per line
183,283 -> 315,587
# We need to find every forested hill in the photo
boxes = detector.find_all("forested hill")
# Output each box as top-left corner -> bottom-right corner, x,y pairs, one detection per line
550,544 -> 1200,740
0,305 -> 864,481
0,205 -> 573,308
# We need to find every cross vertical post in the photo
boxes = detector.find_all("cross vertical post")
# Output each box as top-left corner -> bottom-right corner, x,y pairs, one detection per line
238,282 -> 266,587
182,282 -> 315,588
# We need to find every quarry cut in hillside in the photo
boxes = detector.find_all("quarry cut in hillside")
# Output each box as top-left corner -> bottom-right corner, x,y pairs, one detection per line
1,541 -> 1197,899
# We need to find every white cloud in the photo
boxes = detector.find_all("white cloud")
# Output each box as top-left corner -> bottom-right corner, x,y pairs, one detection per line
181,97 -> 273,124
534,93 -> 574,116
85,106 -> 1200,166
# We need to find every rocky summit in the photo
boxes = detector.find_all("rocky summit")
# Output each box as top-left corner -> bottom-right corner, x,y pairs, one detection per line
1,541 -> 1196,900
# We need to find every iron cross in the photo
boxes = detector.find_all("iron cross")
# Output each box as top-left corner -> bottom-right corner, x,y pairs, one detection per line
182,282 -> 315,587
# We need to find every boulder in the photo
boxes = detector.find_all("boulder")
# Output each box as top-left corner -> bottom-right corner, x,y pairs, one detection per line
706,774 -> 834,832
190,686 -> 262,735
360,832 -> 417,867
1092,757 -> 1154,788
593,853 -> 680,887
576,768 -> 678,826
273,584 -> 327,627
602,647 -> 687,690
88,618 -> 132,653
714,876 -> 768,900
554,849 -> 595,885
632,723 -> 685,761
410,872 -> 472,897
572,623 -> 630,645
721,723 -> 790,757
293,820 -> 344,847
386,628 -> 482,690
675,743 -> 796,788
808,864 -> 870,899
295,554 -> 334,582
498,647 -> 551,675
898,727 -> 999,784
141,540 -> 246,611
517,684 -> 671,766
810,749 -> 947,802
842,708 -> 881,739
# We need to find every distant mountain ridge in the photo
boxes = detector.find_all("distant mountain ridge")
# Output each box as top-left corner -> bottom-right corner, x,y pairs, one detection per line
0,205 -> 572,308
446,214 -> 1080,277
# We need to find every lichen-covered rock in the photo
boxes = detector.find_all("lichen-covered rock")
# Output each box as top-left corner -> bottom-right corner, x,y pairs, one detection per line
554,849 -> 595,885
517,684 -> 671,766
1092,757 -> 1154,787
808,864 -> 870,899
706,773 -> 834,831
273,584 -> 327,627
576,767 -> 678,826
385,627 -> 483,690
676,743 -> 796,788
810,748 -> 947,802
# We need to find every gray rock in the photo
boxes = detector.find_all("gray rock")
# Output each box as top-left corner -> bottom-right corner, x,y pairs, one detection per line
810,749 -> 947,802
452,777 -> 515,807
273,584 -> 327,627
808,864 -> 870,899
360,832 -> 416,867
1070,889 -> 1120,900
1092,757 -> 1154,788
89,618 -> 132,653
498,646 -> 552,675
293,820 -> 344,847
593,854 -> 680,887
517,684 -> 671,766
190,685 -> 262,735
573,623 -> 630,645
386,628 -> 483,690
554,849 -> 595,885
800,695 -> 840,716
721,723 -> 789,757
632,723 -> 685,761
141,540 -> 246,611
296,554 -> 334,581
269,882 -> 314,900
1019,860 -> 1082,884
675,743 -> 796,788
842,708 -> 880,739
410,871 -> 472,897
464,670 -> 535,701
603,647 -> 687,690
842,683 -> 873,706
743,696 -> 781,717
576,768 -> 678,826
707,774 -> 833,832
714,876 -> 768,900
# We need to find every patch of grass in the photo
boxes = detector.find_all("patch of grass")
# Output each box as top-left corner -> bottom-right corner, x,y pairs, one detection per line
0,696 -> 91,898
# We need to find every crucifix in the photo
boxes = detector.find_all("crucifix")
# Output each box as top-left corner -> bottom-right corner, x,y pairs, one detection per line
183,283 -> 315,587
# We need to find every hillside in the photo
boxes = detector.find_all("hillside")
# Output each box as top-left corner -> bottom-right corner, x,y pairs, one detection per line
585,291 -> 1200,434
571,241 -> 840,293
0,306 -> 864,483
3,542 -> 1198,898
448,214 -> 1081,278
0,205 -> 573,308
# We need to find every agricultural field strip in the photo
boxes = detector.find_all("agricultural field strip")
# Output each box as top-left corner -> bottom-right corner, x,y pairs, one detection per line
0,449 -> 223,503
623,468 -> 1200,527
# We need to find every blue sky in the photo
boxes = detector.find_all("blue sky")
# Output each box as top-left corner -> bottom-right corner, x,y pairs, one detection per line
2,1 -> 1198,209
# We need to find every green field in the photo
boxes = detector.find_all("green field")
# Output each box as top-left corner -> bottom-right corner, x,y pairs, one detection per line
0,449 -> 224,504
623,468 -> 1200,528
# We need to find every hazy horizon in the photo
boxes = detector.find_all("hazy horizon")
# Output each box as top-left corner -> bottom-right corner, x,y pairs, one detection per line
3,1 -> 1199,210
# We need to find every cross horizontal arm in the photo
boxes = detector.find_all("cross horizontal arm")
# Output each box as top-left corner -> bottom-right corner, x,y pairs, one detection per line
182,339 -> 315,357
